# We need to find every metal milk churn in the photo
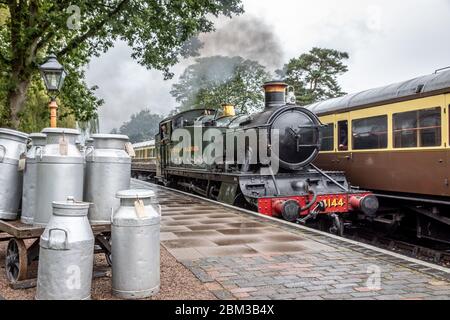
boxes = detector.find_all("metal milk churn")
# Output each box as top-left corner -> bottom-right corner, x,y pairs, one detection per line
0,128 -> 28,220
85,138 -> 94,148
21,133 -> 47,224
34,128 -> 85,226
82,138 -> 93,197
36,198 -> 94,300
112,189 -> 161,299
85,134 -> 131,225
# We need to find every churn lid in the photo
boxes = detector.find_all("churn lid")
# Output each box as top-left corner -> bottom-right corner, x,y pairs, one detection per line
0,128 -> 29,140
41,127 -> 80,136
91,134 -> 130,150
30,133 -> 47,139
52,197 -> 90,216
116,189 -> 155,200
92,134 -> 129,140
29,133 -> 47,145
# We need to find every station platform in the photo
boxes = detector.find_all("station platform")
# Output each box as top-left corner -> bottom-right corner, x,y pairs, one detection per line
133,179 -> 450,300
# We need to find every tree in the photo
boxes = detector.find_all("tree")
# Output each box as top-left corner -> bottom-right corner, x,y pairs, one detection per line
0,6 -> 97,132
277,48 -> 349,105
171,56 -> 270,114
0,0 -> 243,129
113,109 -> 164,143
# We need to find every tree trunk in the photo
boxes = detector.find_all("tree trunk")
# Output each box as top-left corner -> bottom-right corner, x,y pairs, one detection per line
5,76 -> 30,130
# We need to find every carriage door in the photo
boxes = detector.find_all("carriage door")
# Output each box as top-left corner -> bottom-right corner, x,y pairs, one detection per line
334,116 -> 352,177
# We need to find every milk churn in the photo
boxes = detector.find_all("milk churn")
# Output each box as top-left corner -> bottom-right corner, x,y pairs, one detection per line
34,128 -> 84,226
112,189 -> 161,299
85,138 -> 94,148
82,138 -> 93,196
21,133 -> 47,224
36,198 -> 94,300
0,128 -> 28,220
85,134 -> 131,225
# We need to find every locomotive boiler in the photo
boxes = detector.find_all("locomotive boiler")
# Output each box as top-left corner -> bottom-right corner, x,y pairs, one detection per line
137,81 -> 379,235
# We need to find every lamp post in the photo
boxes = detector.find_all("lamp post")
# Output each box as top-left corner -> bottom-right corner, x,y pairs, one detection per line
39,54 -> 67,128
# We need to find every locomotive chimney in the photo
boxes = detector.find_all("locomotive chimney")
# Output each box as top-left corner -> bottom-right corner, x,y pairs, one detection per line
263,81 -> 288,108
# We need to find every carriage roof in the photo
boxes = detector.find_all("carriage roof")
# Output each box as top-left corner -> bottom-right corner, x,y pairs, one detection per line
133,140 -> 155,149
305,69 -> 450,116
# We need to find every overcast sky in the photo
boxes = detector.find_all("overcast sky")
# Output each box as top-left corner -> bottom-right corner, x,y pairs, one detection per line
86,0 -> 450,132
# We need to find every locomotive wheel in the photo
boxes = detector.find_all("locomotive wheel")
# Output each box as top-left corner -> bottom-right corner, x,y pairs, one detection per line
330,214 -> 344,237
5,238 -> 28,283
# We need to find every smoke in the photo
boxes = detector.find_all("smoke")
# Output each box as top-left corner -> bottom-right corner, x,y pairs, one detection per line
198,15 -> 285,71
88,15 -> 285,132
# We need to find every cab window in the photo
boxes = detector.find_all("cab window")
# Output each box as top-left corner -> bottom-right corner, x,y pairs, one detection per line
320,124 -> 334,151
393,107 -> 441,148
352,115 -> 388,150
160,122 -> 171,140
338,121 -> 348,151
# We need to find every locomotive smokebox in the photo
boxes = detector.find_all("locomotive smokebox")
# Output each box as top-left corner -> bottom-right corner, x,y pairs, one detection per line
263,81 -> 288,108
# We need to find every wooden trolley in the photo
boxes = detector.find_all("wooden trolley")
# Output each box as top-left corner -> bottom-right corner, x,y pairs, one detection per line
0,219 -> 111,286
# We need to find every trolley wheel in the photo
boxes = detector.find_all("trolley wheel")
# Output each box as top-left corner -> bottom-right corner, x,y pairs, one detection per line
102,234 -> 112,267
105,254 -> 112,267
105,241 -> 112,267
5,238 -> 28,283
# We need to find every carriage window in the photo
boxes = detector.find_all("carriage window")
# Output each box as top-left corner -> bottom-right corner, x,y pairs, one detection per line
393,107 -> 441,148
320,124 -> 334,151
338,121 -> 348,151
352,115 -> 388,150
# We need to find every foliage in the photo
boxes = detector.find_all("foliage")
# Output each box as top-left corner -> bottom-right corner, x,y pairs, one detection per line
113,109 -> 164,143
171,56 -> 270,114
277,48 -> 349,105
0,0 -> 244,129
16,74 -> 76,132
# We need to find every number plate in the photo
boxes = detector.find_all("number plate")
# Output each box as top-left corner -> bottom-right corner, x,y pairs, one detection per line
323,197 -> 346,208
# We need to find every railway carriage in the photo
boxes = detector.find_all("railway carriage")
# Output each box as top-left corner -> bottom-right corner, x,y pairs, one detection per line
308,69 -> 450,243
132,140 -> 157,180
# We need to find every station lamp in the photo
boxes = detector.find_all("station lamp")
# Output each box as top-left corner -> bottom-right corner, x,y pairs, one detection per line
39,54 -> 67,128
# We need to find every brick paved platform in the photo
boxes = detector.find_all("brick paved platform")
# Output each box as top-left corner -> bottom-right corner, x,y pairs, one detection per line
133,180 -> 450,300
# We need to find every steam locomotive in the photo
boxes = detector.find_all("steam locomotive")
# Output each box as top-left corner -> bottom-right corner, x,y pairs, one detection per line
133,81 -> 379,235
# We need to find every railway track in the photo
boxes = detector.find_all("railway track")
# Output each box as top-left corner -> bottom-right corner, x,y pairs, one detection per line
344,228 -> 450,268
